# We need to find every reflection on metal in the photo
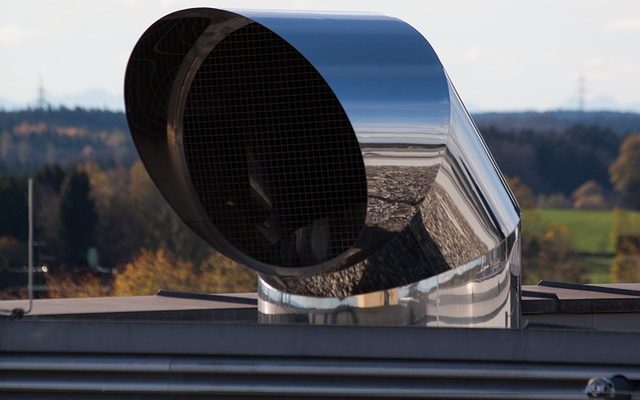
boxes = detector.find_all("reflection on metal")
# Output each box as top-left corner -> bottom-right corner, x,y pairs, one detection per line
259,233 -> 519,327
125,8 -> 521,327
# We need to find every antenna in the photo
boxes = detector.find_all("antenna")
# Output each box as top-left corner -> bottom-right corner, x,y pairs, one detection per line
578,74 -> 586,112
37,76 -> 47,110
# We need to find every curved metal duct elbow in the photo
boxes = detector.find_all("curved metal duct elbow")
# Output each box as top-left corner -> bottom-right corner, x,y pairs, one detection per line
125,8 -> 521,327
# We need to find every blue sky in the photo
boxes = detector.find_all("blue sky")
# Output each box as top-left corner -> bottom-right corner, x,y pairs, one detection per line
1,0 -> 639,111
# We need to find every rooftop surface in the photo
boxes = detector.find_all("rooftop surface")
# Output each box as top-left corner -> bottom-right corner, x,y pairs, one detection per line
2,282 -> 640,398
2,281 -> 640,330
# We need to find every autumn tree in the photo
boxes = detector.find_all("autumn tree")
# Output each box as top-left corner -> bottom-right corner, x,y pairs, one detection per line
80,163 -> 135,269
572,180 -> 606,210
521,212 -> 582,284
610,209 -> 640,282
610,133 -> 640,209
58,169 -> 97,267
610,236 -> 640,283
505,176 -> 536,209
112,248 -> 193,296
112,248 -> 256,296
536,193 -> 571,209
44,161 -> 212,271
198,252 -> 257,293
46,270 -> 107,298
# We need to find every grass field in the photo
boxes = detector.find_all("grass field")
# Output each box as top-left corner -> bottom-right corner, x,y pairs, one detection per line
579,254 -> 613,283
535,209 -> 616,254
523,209 -> 640,283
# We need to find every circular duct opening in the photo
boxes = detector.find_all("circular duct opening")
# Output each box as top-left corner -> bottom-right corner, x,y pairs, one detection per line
181,23 -> 367,268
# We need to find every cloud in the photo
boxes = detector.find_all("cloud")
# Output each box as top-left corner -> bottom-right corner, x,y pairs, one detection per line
605,17 -> 640,32
0,24 -> 36,46
464,47 -> 482,63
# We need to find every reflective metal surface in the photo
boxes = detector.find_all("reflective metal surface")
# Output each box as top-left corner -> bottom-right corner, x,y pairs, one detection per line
124,8 -> 521,327
259,228 -> 520,328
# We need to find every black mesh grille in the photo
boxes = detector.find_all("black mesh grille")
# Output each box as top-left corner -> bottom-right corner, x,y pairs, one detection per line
126,17 -> 211,139
182,23 -> 367,268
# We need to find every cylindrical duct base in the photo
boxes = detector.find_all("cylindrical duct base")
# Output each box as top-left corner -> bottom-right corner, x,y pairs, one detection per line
258,230 -> 521,328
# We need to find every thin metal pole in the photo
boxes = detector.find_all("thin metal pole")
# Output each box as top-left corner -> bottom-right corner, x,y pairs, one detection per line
0,178 -> 34,317
25,178 -> 33,314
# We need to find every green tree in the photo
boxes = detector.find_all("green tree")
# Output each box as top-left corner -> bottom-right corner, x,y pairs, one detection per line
35,164 -> 66,193
0,176 -> 27,240
128,161 -> 210,263
34,165 -> 66,256
610,134 -> 640,210
58,169 -> 97,267
0,236 -> 26,271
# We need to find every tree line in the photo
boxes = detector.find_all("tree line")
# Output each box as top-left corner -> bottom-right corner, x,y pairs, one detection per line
1,108 -> 640,297
2,108 -> 638,198
0,161 -> 256,298
507,132 -> 640,284
0,108 -> 134,174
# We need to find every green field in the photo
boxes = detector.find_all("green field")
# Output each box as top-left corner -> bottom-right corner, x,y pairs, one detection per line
534,209 -> 617,254
578,254 -> 613,283
523,209 -> 640,283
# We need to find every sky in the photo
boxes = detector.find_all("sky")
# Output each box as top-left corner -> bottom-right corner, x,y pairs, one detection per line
1,0 -> 639,112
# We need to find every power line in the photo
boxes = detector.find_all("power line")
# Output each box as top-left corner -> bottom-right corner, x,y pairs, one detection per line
37,76 -> 47,110
578,74 -> 586,112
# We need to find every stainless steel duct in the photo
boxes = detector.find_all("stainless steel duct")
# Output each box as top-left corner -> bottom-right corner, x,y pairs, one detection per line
124,8 -> 521,328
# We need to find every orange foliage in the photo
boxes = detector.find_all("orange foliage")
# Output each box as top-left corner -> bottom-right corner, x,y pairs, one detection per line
112,248 -> 256,296
46,270 -> 108,298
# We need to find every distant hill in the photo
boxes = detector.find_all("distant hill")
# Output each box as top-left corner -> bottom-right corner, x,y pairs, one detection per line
1,90 -> 124,111
0,108 -> 134,174
2,108 -> 638,139
473,111 -> 640,136
0,108 -> 127,133
0,108 -> 636,196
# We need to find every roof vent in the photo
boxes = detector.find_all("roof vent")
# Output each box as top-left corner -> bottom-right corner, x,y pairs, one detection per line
125,8 -> 521,327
